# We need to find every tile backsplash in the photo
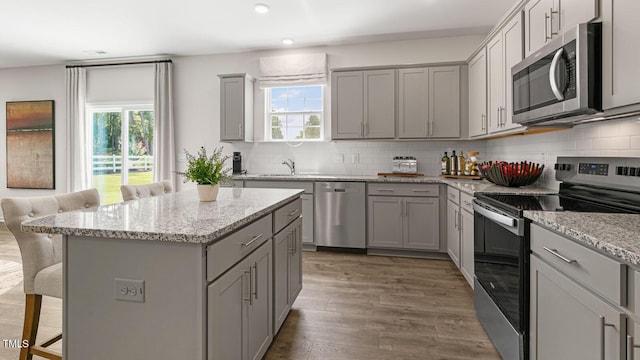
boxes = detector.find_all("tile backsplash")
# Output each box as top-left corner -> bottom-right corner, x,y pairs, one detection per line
229,140 -> 486,177
485,118 -> 640,190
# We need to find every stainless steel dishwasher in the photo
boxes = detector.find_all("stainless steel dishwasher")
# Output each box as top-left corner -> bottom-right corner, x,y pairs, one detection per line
314,182 -> 366,249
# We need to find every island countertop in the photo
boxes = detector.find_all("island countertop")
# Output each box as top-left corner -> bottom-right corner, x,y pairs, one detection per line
21,188 -> 304,244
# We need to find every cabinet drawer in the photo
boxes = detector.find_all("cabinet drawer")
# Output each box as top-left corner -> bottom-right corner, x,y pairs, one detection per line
245,180 -> 313,194
447,187 -> 460,204
460,192 -> 474,213
274,198 -> 302,234
207,214 -> 272,282
368,183 -> 439,197
531,224 -> 626,306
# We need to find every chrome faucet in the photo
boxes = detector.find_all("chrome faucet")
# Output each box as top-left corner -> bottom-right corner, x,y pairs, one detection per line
282,159 -> 295,175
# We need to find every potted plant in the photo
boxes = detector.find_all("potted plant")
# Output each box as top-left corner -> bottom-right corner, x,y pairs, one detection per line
177,146 -> 230,201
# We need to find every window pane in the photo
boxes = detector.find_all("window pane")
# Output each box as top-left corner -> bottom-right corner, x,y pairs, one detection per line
91,111 -> 122,205
306,98 -> 322,111
288,127 -> 303,140
285,114 -> 304,128
267,85 -> 324,141
126,110 -> 154,189
271,127 -> 284,139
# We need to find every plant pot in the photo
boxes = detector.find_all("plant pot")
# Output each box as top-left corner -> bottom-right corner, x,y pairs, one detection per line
197,184 -> 219,202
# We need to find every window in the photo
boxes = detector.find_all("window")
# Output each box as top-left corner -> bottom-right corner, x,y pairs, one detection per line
87,105 -> 154,204
266,85 -> 323,141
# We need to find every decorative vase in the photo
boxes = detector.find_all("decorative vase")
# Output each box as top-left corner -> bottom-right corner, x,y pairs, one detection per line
197,184 -> 219,202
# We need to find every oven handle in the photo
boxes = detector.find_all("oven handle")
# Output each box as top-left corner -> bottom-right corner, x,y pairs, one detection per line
473,202 -> 517,229
549,48 -> 565,101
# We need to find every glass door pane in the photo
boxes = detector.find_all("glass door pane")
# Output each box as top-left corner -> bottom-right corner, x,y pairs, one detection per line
125,110 -> 154,186
91,111 -> 122,204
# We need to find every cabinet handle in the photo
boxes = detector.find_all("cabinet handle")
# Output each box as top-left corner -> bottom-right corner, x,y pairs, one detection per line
412,190 -> 431,193
242,234 -> 263,247
600,316 -> 615,360
243,270 -> 253,305
361,123 -> 364,137
544,12 -> 551,41
252,264 -> 258,300
288,208 -> 300,217
550,8 -> 559,36
481,114 -> 486,131
429,121 -> 433,137
377,189 -> 395,192
454,208 -> 459,229
543,247 -> 577,264
365,123 -> 369,136
238,123 -> 242,136
294,228 -> 298,253
628,335 -> 636,360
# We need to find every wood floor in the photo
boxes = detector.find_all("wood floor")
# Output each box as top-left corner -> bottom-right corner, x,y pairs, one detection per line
0,223 -> 499,359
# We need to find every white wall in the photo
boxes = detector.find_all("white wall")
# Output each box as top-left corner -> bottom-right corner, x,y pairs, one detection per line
485,117 -> 640,189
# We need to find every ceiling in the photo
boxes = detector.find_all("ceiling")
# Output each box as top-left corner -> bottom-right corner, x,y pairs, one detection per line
0,0 -> 518,69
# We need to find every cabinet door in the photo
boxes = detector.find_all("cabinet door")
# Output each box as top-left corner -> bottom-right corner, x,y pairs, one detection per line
630,322 -> 640,360
208,258 -> 249,360
220,77 -> 245,141
398,68 -> 429,138
247,240 -> 273,360
525,0 -> 554,56
404,197 -> 440,250
530,256 -> 624,360
468,50 -> 487,137
501,13 -> 524,132
289,219 -> 303,305
446,200 -> 460,267
301,194 -> 314,244
428,67 -> 460,138
331,71 -> 364,139
364,69 -> 396,138
367,196 -> 403,248
556,0 -> 598,34
273,228 -> 291,333
486,33 -> 504,134
602,0 -> 640,109
460,209 -> 474,288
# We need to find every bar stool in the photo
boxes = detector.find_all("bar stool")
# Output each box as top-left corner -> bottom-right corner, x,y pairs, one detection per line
120,180 -> 172,201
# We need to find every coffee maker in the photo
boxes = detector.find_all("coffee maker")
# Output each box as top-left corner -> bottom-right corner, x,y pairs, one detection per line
232,152 -> 243,174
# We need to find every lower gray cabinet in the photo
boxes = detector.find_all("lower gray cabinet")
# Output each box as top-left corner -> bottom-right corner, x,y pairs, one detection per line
367,185 -> 439,251
208,239 -> 273,360
300,194 -> 314,244
273,217 -> 302,334
530,255 -> 624,360
460,208 -> 474,287
446,199 -> 460,267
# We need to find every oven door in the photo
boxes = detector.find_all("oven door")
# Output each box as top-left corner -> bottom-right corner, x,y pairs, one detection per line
473,200 -> 528,333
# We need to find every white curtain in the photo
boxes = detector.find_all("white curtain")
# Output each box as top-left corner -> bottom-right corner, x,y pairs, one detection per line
259,53 -> 327,88
153,62 -> 176,188
66,67 -> 90,192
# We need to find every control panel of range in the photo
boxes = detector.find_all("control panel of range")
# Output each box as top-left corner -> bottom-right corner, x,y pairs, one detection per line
578,163 -> 609,176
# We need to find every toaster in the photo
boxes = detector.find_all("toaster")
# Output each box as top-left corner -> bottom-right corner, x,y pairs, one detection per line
392,156 -> 418,174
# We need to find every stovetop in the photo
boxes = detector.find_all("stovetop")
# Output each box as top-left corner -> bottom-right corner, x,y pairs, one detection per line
477,193 -> 639,216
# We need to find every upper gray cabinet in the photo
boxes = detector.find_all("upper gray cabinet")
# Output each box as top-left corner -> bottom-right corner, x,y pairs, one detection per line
219,74 -> 254,142
524,0 -> 599,57
398,66 -> 461,139
601,0 -> 640,109
331,69 -> 395,140
468,50 -> 487,137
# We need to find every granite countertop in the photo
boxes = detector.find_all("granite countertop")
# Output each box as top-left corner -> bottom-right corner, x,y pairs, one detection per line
21,188 -> 303,244
525,211 -> 640,266
234,174 -> 556,196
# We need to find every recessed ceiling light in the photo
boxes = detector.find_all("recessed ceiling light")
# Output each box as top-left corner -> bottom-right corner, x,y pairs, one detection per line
254,3 -> 270,14
282,38 -> 294,46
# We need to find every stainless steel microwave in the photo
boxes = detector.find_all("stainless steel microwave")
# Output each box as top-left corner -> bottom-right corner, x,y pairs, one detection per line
511,22 -> 601,126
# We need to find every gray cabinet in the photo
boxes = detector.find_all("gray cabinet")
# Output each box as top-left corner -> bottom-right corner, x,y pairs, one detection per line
446,187 -> 474,288
331,69 -> 395,139
530,255 -> 623,360
209,239 -> 272,360
273,217 -> 302,333
398,66 -> 461,139
219,74 -> 254,142
429,66 -> 460,138
602,0 -> 640,109
529,224 -> 626,360
367,184 -> 440,251
524,0 -> 598,57
460,206 -> 474,287
468,50 -> 487,137
398,68 -> 429,138
446,198 -> 460,266
487,14 -> 524,135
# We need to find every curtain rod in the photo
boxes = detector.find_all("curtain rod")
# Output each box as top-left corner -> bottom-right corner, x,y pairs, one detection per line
65,59 -> 172,69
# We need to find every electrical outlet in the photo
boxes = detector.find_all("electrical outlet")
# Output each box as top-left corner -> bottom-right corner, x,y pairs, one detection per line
115,278 -> 145,303
334,153 -> 344,163
351,153 -> 359,164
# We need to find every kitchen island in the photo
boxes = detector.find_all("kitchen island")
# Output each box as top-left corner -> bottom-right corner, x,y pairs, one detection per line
22,188 -> 304,360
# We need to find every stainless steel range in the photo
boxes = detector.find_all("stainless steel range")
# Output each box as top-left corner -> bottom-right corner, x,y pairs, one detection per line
473,157 -> 640,360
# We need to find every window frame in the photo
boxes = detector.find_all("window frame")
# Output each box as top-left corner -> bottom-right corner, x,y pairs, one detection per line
86,103 -> 154,186
264,85 -> 325,142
